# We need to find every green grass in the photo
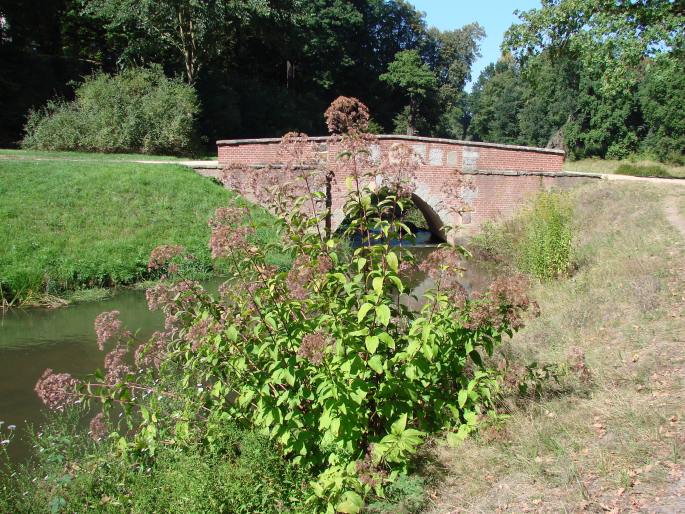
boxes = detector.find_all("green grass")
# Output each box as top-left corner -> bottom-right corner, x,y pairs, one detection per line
0,149 -> 217,161
0,159 -> 278,303
564,157 -> 685,178
614,163 -> 677,178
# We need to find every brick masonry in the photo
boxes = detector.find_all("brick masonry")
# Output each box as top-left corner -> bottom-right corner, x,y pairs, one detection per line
216,135 -> 597,241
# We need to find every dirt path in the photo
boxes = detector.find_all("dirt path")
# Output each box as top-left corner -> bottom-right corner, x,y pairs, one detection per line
665,196 -> 685,239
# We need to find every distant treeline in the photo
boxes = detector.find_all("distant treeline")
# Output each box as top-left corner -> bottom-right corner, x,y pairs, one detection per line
1,1 -> 683,162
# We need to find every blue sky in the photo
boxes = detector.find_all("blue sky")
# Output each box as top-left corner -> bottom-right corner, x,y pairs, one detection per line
409,1 -> 541,88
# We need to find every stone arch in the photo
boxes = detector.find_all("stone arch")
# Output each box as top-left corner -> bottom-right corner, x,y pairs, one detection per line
329,187 -> 450,243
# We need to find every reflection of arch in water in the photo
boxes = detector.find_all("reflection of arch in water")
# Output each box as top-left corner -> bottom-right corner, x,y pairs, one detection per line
330,187 -> 449,243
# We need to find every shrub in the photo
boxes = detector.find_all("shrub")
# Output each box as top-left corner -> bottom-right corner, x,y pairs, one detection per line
30,98 -> 535,513
0,409 -> 308,513
22,67 -> 199,156
518,192 -> 574,280
614,163 -> 673,178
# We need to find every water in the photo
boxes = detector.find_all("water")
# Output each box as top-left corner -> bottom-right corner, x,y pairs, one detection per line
0,245 -> 492,463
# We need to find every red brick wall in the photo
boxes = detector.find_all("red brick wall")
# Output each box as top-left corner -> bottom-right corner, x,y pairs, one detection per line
215,135 -> 587,240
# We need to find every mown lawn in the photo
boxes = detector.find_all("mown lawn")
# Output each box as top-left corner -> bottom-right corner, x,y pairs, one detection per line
0,159 -> 276,303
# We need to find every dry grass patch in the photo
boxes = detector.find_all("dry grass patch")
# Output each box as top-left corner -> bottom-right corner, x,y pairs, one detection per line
426,183 -> 685,513
564,158 -> 685,178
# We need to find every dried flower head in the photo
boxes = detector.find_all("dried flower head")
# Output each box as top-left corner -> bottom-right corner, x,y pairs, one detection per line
94,310 -> 130,351
297,331 -> 331,365
148,245 -> 184,271
209,225 -> 254,258
567,346 -> 592,383
467,274 -> 535,330
324,96 -> 370,134
89,412 -> 108,441
34,369 -> 80,411
286,255 -> 315,301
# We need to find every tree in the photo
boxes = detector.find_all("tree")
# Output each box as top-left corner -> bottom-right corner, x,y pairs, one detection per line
380,50 -> 437,135
468,56 -> 525,145
85,0 -> 269,83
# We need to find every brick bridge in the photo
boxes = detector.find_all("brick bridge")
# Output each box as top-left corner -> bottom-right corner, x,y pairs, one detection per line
215,135 -> 596,242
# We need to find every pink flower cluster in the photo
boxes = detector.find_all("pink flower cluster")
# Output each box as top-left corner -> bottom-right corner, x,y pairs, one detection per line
34,369 -> 80,411
418,248 -> 467,304
104,347 -> 131,385
134,331 -> 169,370
324,96 -> 370,135
94,310 -> 130,350
379,143 -> 419,198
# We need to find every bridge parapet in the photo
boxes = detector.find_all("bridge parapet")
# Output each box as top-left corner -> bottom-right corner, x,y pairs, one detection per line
216,135 -> 594,239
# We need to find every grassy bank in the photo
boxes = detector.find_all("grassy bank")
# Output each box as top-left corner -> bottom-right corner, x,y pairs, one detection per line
564,157 -> 685,178
0,149 -> 217,161
427,182 -> 685,511
0,159 -> 277,305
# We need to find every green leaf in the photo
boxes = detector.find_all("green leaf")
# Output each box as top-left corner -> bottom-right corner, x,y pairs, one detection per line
391,413 -> 407,434
358,303 -> 373,322
372,276 -> 384,295
356,257 -> 367,272
375,304 -> 391,326
336,491 -> 363,513
386,251 -> 399,272
365,335 -> 379,354
368,355 -> 384,374
458,389 -> 468,408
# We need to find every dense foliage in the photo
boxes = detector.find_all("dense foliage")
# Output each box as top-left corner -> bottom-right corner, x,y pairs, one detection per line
24,99 -> 534,512
22,68 -> 199,155
0,0 -> 485,148
3,1 -> 681,161
468,0 -> 685,162
472,191 -> 575,281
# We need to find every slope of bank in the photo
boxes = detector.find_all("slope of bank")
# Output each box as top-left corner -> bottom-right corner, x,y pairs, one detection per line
0,159 -> 276,306
427,182 -> 685,512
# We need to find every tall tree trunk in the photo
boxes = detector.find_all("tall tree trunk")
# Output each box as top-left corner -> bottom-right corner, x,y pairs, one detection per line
407,96 -> 416,136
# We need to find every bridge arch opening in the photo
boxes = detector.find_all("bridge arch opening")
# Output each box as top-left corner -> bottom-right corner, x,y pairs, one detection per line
331,191 -> 447,244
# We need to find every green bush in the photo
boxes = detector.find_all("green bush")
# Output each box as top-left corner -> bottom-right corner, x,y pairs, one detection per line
0,410 -> 309,513
22,67 -> 199,156
30,99 -> 534,512
519,192 -> 574,280
614,163 -> 673,178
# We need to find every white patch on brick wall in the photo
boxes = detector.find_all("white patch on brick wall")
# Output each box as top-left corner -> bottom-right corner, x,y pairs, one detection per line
462,147 -> 479,171
460,186 -> 478,206
412,144 -> 427,161
446,151 -> 458,167
370,144 -> 381,164
429,148 -> 444,166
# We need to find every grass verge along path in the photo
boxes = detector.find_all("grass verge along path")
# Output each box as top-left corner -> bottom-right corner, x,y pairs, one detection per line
0,159 -> 275,305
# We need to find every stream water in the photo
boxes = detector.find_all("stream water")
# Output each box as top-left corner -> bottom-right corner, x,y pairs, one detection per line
0,244 -> 492,463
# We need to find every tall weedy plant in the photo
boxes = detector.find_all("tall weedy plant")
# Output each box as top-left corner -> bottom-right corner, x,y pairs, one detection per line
34,97 -> 535,513
519,191 -> 574,280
